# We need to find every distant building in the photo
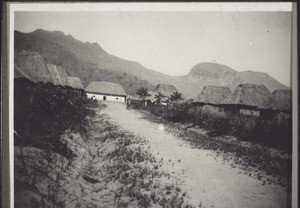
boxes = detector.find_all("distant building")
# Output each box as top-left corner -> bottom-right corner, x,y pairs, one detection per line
271,90 -> 292,112
149,84 -> 178,104
194,85 -> 231,114
67,76 -> 85,96
270,89 -> 292,119
221,84 -> 273,117
85,81 -> 127,102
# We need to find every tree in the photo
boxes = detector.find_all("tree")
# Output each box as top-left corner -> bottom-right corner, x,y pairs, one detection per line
136,87 -> 151,101
155,92 -> 166,104
169,92 -> 184,102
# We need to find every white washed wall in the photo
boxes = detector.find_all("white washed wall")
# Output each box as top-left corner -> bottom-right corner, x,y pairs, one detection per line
87,93 -> 126,102
239,108 -> 260,117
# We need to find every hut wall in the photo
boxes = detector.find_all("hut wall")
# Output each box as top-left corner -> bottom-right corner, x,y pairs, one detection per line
69,88 -> 85,96
239,108 -> 260,117
87,93 -> 126,102
202,104 -> 225,115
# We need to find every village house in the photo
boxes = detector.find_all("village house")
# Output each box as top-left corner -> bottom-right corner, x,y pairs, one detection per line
149,84 -> 178,105
14,50 -> 53,84
221,83 -> 273,117
47,64 -> 70,86
85,81 -> 127,102
67,76 -> 85,96
270,89 -> 292,119
194,85 -> 231,115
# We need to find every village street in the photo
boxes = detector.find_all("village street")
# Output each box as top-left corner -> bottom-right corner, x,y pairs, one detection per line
101,102 -> 288,208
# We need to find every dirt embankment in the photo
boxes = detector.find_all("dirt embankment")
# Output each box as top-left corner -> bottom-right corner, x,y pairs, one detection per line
15,106 -> 192,208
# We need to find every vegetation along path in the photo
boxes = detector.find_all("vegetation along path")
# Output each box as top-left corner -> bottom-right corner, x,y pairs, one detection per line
101,102 -> 288,208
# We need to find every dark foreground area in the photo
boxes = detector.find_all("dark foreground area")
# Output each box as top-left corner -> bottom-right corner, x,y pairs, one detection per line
14,79 -> 193,208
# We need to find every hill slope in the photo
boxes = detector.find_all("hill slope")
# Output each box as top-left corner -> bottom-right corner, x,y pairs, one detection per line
29,29 -> 171,85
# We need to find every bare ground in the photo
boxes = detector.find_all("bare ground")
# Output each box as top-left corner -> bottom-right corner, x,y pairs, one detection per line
101,102 -> 288,208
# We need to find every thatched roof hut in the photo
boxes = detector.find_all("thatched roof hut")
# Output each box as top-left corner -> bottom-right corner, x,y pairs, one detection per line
14,50 -> 52,83
85,81 -> 127,96
67,76 -> 84,90
149,84 -> 178,101
196,85 -> 231,104
55,66 -> 70,87
271,90 -> 292,111
47,64 -> 61,86
153,84 -> 178,96
221,83 -> 273,109
46,64 -> 71,87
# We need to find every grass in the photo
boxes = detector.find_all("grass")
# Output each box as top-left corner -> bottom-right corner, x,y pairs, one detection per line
95,117 -> 193,207
14,78 -> 99,158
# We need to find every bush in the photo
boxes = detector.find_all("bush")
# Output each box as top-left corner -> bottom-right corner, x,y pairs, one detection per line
14,79 -> 97,157
132,101 -> 292,151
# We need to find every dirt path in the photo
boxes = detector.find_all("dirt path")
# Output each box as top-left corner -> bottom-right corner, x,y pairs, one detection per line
101,102 -> 288,208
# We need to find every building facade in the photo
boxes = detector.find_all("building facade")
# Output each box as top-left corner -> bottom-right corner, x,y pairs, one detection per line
85,81 -> 127,102
87,93 -> 126,102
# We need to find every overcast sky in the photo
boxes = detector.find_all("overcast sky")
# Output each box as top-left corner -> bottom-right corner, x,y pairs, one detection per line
15,10 -> 292,86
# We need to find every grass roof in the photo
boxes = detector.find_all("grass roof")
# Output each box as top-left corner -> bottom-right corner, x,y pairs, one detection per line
148,84 -> 178,101
85,81 -> 127,96
153,84 -> 178,96
14,50 -> 52,83
46,64 -> 64,86
196,85 -> 231,104
221,83 -> 273,109
67,76 -> 84,90
55,66 -> 70,86
271,90 -> 292,111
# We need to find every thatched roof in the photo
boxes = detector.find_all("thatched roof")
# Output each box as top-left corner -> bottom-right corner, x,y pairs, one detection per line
46,64 -> 71,87
221,84 -> 273,109
67,76 -> 84,90
55,66 -> 70,86
148,84 -> 178,102
15,50 -> 73,87
14,50 -> 52,83
271,90 -> 292,111
153,84 -> 178,96
85,81 -> 127,96
196,85 -> 231,104
46,64 -> 64,86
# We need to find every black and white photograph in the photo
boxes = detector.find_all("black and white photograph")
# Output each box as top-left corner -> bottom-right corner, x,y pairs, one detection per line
6,2 -> 298,208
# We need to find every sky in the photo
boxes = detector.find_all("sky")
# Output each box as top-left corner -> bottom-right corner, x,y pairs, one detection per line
14,10 -> 292,86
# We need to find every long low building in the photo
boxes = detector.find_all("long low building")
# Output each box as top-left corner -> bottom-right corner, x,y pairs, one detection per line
85,81 -> 127,102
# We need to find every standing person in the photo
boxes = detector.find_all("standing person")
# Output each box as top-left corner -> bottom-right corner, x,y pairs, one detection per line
126,98 -> 131,110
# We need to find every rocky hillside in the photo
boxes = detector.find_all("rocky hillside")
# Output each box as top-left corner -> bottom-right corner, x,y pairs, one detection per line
15,29 -> 289,98
186,62 -> 237,85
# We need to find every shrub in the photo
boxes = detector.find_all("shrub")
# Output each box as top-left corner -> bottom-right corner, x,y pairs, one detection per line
132,101 -> 292,151
14,79 -> 97,157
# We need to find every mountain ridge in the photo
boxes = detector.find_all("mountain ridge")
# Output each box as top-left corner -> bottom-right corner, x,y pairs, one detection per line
15,29 -> 289,98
